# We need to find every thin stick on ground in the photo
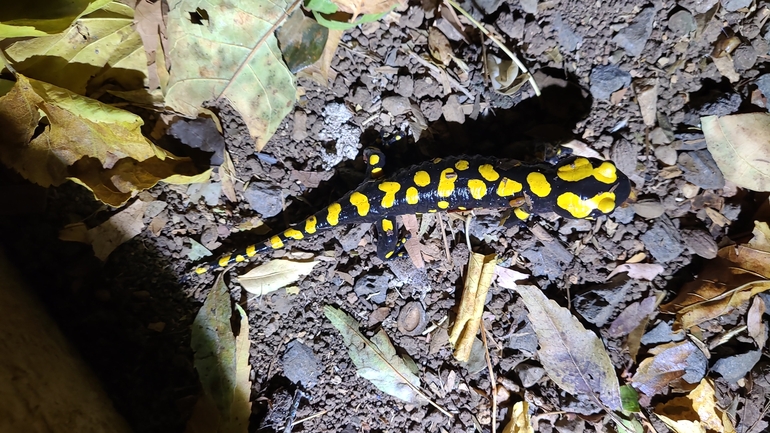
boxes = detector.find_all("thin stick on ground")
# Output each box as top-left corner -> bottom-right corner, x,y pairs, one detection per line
480,322 -> 497,433
444,0 -> 541,96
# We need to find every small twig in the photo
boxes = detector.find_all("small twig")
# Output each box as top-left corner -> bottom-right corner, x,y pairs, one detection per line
407,50 -> 475,100
292,409 -> 329,427
480,323 -> 497,433
444,0 -> 540,96
464,212 -> 474,252
438,214 -> 452,265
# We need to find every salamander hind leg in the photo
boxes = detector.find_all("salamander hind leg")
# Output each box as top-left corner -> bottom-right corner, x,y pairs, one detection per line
363,147 -> 387,180
376,217 -> 410,260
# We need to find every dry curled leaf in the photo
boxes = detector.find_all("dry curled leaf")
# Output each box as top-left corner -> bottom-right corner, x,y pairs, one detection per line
449,252 -> 496,362
654,379 -> 734,433
631,341 -> 705,397
514,284 -> 621,411
0,75 -> 206,206
237,259 -> 320,296
502,401 -> 534,433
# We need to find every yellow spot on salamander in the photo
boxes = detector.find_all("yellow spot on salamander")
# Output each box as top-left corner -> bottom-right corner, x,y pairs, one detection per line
381,219 -> 394,232
557,158 -> 618,184
527,172 -> 551,197
305,216 -> 317,234
593,161 -> 618,184
514,208 -> 530,220
371,167 -> 382,175
438,200 -> 449,209
458,206 -> 467,210
406,187 -> 419,205
385,251 -> 394,258
235,255 -> 246,262
327,203 -> 342,226
437,168 -> 457,197
350,192 -> 370,216
284,228 -> 304,240
270,236 -> 284,249
467,179 -> 487,200
379,182 -> 401,208
369,154 -> 380,165
246,245 -> 257,257
556,192 -> 617,218
414,171 -> 430,187
496,177 -> 523,197
455,160 -> 469,171
432,157 -> 443,163
219,255 -> 231,267
478,164 -> 500,181
195,266 -> 208,274
428,209 -> 437,213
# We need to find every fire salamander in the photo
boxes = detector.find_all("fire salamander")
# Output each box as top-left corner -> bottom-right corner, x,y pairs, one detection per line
195,148 -> 631,274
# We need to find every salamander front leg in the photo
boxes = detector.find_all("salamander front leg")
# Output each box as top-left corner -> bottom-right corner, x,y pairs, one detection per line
363,147 -> 387,180
376,217 -> 410,260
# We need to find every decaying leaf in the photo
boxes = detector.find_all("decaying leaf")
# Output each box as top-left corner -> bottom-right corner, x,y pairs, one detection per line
607,263 -> 664,281
324,306 -> 445,411
654,379 -> 734,433
514,284 -> 621,411
58,198 -> 148,261
0,75 -> 207,206
702,113 -> 770,191
449,252 -> 496,362
165,0 -> 297,151
502,401 -> 534,433
747,296 -> 767,348
749,221 -> 770,252
486,54 -> 529,96
631,340 -> 706,397
608,294 -> 660,338
276,9 -> 328,74
429,27 -> 453,66
296,28 -> 343,86
133,0 -> 168,91
660,248 -> 770,329
187,274 -> 251,433
237,259 -> 320,295
0,0 -> 111,37
4,2 -> 148,96
633,78 -> 658,127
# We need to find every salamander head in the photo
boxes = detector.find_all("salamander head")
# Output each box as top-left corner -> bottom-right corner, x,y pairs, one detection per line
549,157 -> 632,219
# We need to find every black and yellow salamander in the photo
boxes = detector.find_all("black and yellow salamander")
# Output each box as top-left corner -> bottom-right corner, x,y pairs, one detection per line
195,149 -> 631,274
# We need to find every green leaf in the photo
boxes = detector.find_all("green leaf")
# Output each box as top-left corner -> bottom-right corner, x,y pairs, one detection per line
0,0 -> 111,37
324,306 -> 429,405
191,274 -> 237,415
619,385 -> 641,412
165,0 -> 297,151
304,0 -> 338,14
312,9 -> 389,30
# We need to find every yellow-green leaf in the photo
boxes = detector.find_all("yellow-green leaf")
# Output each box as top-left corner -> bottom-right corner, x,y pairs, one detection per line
324,306 -> 430,405
3,2 -> 147,96
165,0 -> 297,151
0,75 -> 206,206
237,259 -> 320,295
0,0 -> 111,37
187,274 -> 251,433
702,113 -> 770,191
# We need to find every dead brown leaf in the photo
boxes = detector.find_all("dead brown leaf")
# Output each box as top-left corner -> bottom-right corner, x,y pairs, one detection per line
429,27 -> 453,65
631,341 -> 703,397
607,263 -> 664,281
654,379 -> 735,433
514,284 -> 621,410
747,296 -> 767,348
449,252 -> 496,362
608,294 -> 660,338
329,0 -> 402,21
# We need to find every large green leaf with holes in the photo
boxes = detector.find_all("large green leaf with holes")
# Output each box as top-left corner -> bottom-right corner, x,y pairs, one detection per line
165,0 -> 297,151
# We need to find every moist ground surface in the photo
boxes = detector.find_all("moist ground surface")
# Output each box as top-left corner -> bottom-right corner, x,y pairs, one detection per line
1,0 -> 769,432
